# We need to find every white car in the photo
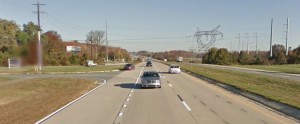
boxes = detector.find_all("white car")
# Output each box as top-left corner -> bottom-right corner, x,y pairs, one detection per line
86,60 -> 97,67
169,65 -> 181,74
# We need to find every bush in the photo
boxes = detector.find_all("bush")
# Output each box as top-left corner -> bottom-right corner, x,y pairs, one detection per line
238,51 -> 250,65
215,48 -> 230,65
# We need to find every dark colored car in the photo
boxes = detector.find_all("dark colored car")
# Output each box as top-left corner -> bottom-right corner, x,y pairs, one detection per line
124,64 -> 135,70
146,61 -> 152,66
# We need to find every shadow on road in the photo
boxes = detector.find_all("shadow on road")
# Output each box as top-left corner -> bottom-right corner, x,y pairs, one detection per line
159,72 -> 171,74
114,83 -> 141,89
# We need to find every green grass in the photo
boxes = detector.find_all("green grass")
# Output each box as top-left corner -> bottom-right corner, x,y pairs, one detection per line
0,65 -> 123,74
232,64 -> 300,74
0,77 -> 15,81
166,62 -> 300,109
0,77 -> 96,124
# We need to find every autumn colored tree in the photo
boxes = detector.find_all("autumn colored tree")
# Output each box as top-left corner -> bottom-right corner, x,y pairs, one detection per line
43,31 -> 69,65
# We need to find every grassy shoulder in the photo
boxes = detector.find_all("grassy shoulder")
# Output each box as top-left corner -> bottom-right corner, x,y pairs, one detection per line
0,65 -> 123,74
0,77 -> 15,81
232,64 -> 300,74
0,77 -> 97,124
167,62 -> 300,109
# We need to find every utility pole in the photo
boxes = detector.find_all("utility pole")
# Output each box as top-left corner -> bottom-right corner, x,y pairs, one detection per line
270,18 -> 273,58
236,33 -> 241,53
245,33 -> 249,54
90,41 -> 93,60
254,33 -> 258,55
285,18 -> 289,56
105,18 -> 108,63
33,0 -> 45,71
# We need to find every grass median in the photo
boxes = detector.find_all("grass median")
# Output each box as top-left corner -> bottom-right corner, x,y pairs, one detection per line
0,77 -> 97,124
167,62 -> 300,109
0,77 -> 15,81
233,64 -> 300,74
0,65 -> 123,74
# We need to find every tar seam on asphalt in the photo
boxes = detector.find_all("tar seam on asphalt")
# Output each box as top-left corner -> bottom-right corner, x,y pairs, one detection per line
177,95 -> 184,101
226,101 -> 232,104
260,119 -> 268,124
240,108 -> 248,113
199,101 -> 207,106
210,109 -> 218,115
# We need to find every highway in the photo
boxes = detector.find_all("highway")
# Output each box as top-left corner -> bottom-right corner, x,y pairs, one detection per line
40,62 -> 299,124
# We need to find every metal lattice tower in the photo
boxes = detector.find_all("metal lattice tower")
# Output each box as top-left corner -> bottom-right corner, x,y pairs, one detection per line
194,25 -> 223,53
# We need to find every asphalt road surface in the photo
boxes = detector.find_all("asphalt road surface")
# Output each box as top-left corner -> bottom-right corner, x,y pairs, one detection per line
39,62 -> 298,124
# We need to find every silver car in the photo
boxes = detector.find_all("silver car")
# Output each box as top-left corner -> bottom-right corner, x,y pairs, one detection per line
141,71 -> 161,88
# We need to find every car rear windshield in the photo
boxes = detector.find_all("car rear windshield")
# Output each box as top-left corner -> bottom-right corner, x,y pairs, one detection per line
171,66 -> 179,68
143,72 -> 159,77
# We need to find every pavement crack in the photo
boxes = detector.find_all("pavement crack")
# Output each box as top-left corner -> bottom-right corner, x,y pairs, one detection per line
260,119 -> 268,124
240,108 -> 248,113
226,101 -> 232,104
222,119 -> 230,124
209,109 -> 218,116
199,101 -> 207,106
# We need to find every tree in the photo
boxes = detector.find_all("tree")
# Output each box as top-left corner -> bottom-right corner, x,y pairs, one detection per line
215,48 -> 230,65
43,31 -> 67,65
207,48 -> 218,64
69,54 -> 79,65
86,30 -> 105,60
23,22 -> 39,40
272,44 -> 286,64
288,45 -> 300,64
238,51 -> 250,65
0,19 -> 19,47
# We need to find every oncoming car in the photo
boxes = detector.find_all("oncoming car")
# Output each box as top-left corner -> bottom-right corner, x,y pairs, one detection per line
169,64 -> 181,74
141,71 -> 161,88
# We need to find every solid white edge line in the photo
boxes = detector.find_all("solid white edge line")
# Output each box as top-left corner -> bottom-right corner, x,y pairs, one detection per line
182,101 -> 192,111
35,80 -> 107,124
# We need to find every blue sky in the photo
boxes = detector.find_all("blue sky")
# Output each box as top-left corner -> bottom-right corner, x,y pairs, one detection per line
1,0 -> 299,52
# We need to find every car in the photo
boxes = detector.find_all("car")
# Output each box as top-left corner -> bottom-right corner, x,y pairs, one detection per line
169,64 -> 181,74
146,61 -> 152,66
86,60 -> 97,67
141,71 -> 161,88
124,64 -> 135,70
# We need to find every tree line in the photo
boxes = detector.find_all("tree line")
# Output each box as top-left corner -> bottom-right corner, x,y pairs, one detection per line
202,44 -> 300,65
0,18 -> 131,66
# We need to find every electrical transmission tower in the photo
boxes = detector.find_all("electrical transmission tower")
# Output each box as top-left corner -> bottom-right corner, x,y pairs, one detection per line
194,25 -> 223,53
